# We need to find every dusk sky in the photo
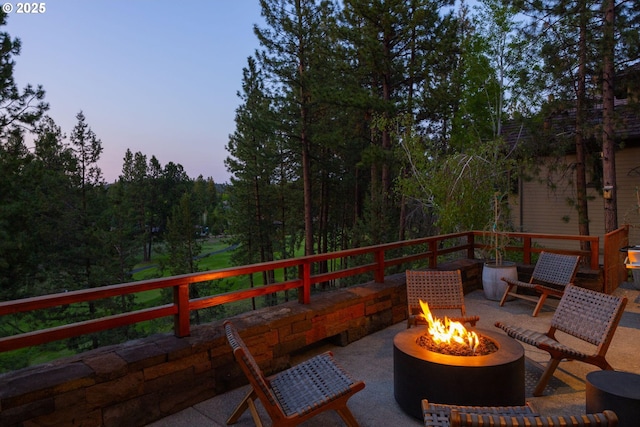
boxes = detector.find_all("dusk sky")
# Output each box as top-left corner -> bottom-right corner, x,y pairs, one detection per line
7,0 -> 264,184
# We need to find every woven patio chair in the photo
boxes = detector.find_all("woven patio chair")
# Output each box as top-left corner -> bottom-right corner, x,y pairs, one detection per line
499,251 -> 581,316
450,409 -> 619,427
406,270 -> 479,328
422,399 -> 537,427
496,284 -> 627,396
224,320 -> 365,427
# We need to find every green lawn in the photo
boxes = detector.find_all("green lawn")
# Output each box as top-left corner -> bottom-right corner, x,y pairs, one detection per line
132,238 -> 233,280
132,237 -> 240,307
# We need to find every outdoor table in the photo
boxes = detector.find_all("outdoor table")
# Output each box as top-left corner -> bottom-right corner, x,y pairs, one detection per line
585,370 -> 640,427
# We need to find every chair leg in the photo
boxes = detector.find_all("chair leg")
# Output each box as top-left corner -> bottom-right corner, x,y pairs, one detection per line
532,293 -> 548,317
533,358 -> 561,397
227,389 -> 264,427
246,398 -> 263,427
499,284 -> 514,307
335,405 -> 361,427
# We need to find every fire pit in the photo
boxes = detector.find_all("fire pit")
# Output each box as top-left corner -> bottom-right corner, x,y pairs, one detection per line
394,301 -> 526,419
393,326 -> 525,419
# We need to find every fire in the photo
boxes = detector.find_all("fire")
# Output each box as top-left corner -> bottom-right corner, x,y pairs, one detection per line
419,299 -> 479,353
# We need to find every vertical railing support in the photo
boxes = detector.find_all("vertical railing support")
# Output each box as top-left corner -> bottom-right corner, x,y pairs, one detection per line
467,232 -> 475,259
174,283 -> 190,337
523,237 -> 532,264
374,249 -> 385,283
299,262 -> 311,304
429,240 -> 438,269
590,237 -> 600,270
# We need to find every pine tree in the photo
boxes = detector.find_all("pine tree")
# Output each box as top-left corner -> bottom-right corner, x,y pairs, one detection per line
166,193 -> 201,276
0,10 -> 48,297
341,0 -> 458,243
255,0 -> 342,255
226,56 -> 281,304
0,10 -> 48,138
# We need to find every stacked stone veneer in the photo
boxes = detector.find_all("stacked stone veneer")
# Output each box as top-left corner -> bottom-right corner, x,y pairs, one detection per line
0,261 -> 483,427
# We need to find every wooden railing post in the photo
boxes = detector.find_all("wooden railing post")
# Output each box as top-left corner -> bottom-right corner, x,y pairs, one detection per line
523,237 -> 532,264
429,240 -> 438,269
467,232 -> 475,259
591,237 -> 600,270
374,249 -> 385,283
299,262 -> 311,304
174,283 -> 190,337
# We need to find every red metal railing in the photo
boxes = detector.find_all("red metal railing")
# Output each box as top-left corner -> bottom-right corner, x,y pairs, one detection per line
0,231 -> 601,353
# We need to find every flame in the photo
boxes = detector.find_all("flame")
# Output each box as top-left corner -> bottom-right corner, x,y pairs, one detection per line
419,299 -> 479,353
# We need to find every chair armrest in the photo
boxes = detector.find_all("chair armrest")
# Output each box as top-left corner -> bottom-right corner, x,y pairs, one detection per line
495,322 -> 588,359
501,277 -> 537,290
534,284 -> 566,298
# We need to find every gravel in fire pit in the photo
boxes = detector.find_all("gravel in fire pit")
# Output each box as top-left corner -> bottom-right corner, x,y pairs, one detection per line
416,332 -> 498,356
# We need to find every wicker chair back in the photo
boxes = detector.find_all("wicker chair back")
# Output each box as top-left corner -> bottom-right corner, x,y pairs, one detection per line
405,270 -> 479,328
552,284 -> 627,348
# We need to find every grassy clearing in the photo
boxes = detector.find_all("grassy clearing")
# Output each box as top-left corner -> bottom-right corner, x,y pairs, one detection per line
131,237 -> 239,306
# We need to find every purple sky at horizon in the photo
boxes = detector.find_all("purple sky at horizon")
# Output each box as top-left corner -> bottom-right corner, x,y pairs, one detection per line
7,0 -> 264,184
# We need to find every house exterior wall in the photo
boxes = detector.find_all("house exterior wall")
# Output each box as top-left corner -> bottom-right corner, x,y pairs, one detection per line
512,144 -> 640,253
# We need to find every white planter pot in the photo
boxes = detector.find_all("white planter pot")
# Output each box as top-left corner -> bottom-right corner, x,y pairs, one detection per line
482,261 -> 518,301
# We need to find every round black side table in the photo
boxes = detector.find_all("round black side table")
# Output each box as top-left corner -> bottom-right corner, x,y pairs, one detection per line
585,370 -> 640,427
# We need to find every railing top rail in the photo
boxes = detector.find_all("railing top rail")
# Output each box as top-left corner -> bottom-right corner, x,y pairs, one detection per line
472,230 -> 599,242
0,232 -> 472,315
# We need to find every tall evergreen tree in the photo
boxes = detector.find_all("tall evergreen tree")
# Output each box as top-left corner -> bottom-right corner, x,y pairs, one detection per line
0,10 -> 48,297
165,193 -> 201,276
341,0 -> 458,243
191,175 -> 219,236
68,111 -> 105,290
0,10 -> 48,138
255,0 -> 341,255
226,56 -> 282,303
119,149 -> 154,261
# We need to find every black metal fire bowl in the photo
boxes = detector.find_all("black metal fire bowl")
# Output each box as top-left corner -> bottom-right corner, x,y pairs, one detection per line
393,327 -> 525,420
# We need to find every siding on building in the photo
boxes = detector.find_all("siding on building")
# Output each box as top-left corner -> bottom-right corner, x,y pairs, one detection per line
511,144 -> 640,253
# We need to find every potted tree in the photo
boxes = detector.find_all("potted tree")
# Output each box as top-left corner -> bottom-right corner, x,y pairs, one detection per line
480,192 -> 518,300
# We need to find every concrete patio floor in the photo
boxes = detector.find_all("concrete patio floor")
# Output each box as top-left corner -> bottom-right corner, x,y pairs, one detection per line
146,283 -> 640,427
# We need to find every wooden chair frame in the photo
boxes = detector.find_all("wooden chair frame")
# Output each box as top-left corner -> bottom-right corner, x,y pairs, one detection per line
422,399 -> 537,427
450,409 -> 619,427
496,285 -> 627,396
406,270 -> 479,328
224,320 -> 365,427
499,251 -> 581,316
